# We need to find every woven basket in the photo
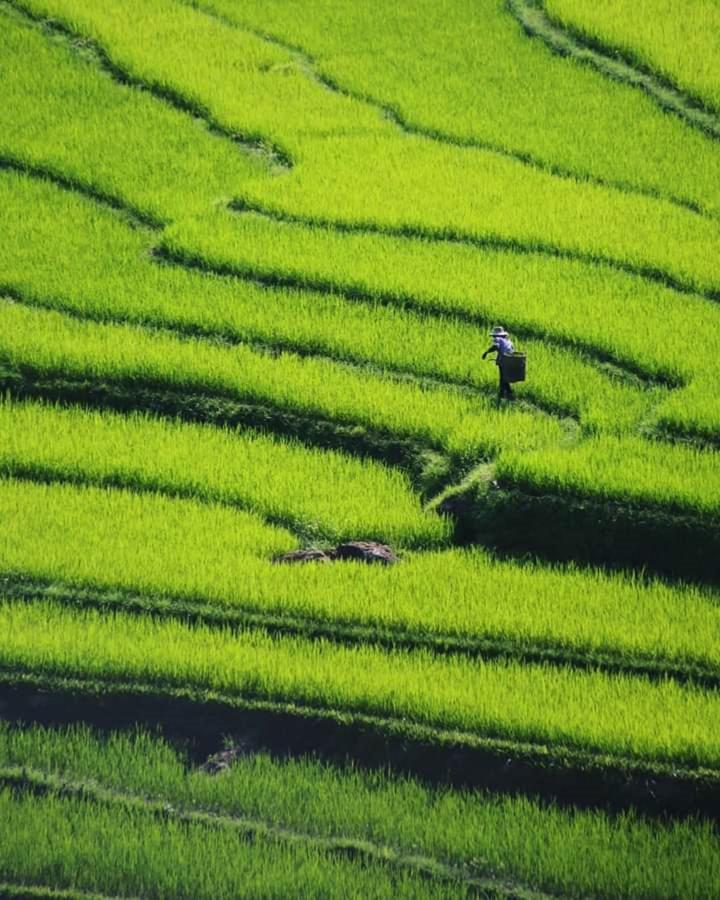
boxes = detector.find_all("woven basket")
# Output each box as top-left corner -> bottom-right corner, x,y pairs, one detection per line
501,352 -> 526,383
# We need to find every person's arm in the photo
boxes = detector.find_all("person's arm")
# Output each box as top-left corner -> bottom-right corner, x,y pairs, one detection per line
482,344 -> 498,360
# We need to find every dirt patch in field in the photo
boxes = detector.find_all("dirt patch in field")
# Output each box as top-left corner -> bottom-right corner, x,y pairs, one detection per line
200,737 -> 261,775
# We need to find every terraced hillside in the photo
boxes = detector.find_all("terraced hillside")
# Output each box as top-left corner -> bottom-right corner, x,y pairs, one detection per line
1,0 -> 719,896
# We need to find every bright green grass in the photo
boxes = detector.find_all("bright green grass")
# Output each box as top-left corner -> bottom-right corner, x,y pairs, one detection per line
3,476 -> 720,671
0,301 -> 562,458
5,475 -> 720,668
9,0 -> 385,162
163,207 -> 720,386
1,0 -> 718,894
3,598 -> 720,767
0,477 -> 298,574
11,0 -> 720,294
2,724 -> 719,899
0,6 -> 265,222
0,789 -> 457,900
0,169 -> 653,432
4,2 -> 720,428
545,0 -> 720,113
650,376 -> 720,443
0,398 -> 449,546
206,0 -> 720,216
497,435 -> 720,519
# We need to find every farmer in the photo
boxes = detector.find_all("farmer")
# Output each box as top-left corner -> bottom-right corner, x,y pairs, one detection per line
482,325 -> 515,400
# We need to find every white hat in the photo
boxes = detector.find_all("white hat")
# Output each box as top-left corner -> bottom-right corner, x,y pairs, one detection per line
490,325 -> 508,337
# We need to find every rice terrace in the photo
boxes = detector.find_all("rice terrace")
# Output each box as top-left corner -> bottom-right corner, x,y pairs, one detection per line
2,0 -> 720,895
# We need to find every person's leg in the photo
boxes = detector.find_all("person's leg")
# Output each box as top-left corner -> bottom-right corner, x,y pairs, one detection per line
498,367 -> 512,400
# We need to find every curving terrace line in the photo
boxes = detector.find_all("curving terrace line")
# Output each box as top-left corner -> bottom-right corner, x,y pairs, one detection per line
157,235 -> 681,389
6,0 -> 719,314
5,574 -> 718,690
180,0 -> 717,222
226,198 -> 720,311
510,0 -> 720,142
0,766 -> 549,898
2,155 -> 671,394
0,462 -> 317,545
15,0 -> 696,226
0,156 -> 163,229
1,284 -> 586,425
3,136 -> 716,356
655,418 -> 720,453
5,0 -> 291,171
1,366 -> 434,474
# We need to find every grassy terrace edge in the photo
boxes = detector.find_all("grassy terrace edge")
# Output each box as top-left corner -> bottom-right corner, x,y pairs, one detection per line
0,768 -> 540,898
188,0 -> 713,220
438,479 -> 720,583
655,417 -> 720,451
159,223 -> 720,339
6,367 -> 718,578
0,884 -> 120,900
0,157 -> 688,397
4,574 -> 719,691
1,670 -> 718,822
513,0 -> 720,141
0,155 -> 164,229
0,367 -> 450,481
2,283 -> 580,424
10,0 -> 712,226
4,0 -> 293,171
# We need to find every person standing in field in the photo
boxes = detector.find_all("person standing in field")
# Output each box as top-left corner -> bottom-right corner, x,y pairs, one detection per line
482,325 -> 515,401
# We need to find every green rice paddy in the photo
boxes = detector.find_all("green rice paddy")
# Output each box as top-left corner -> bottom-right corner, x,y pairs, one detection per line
1,0 -> 718,895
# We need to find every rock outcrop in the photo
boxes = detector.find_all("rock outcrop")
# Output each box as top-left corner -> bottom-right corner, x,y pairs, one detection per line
274,540 -> 398,565
333,541 -> 398,565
